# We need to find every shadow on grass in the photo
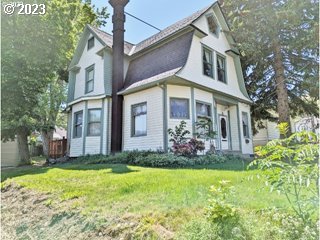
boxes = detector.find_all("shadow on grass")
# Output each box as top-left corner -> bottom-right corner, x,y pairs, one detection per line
1,158 -> 253,182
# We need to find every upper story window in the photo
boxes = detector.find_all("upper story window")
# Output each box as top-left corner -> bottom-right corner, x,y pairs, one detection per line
170,98 -> 190,119
87,37 -> 94,50
206,14 -> 219,37
87,109 -> 101,136
203,47 -> 213,78
85,65 -> 94,93
73,111 -> 83,138
132,102 -> 147,137
242,112 -> 249,138
217,55 -> 226,83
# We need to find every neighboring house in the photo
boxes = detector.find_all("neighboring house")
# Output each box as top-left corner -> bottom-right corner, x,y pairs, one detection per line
1,140 -> 20,167
66,1 -> 254,157
253,115 -> 319,147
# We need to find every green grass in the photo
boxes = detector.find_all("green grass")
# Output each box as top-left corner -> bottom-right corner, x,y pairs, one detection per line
1,160 -> 288,218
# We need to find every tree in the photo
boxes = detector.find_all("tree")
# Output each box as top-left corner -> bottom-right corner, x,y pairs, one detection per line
1,0 -> 108,163
222,0 -> 319,136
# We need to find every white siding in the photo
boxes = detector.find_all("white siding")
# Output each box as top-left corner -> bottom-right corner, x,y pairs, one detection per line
123,87 -> 163,151
167,85 -> 193,148
176,7 -> 249,102
1,140 -> 20,167
69,99 -> 110,157
74,34 -> 104,99
229,105 -> 240,151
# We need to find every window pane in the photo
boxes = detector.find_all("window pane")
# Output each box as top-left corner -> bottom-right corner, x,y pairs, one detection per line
217,56 -> 226,82
88,69 -> 94,80
134,114 -> 147,135
87,80 -> 94,92
170,99 -> 189,119
207,16 -> 218,34
242,113 -> 249,138
196,103 -> 211,117
89,109 -> 101,122
221,118 -> 227,138
76,112 -> 83,125
133,104 -> 147,116
75,126 -> 82,137
88,123 -> 101,135
203,48 -> 213,77
88,37 -> 94,50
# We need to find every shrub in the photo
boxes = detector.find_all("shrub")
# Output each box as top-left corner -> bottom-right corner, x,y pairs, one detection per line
250,123 -> 319,223
172,138 -> 205,157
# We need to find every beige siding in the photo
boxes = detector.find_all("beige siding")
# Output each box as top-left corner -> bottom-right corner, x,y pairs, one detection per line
1,140 -> 20,167
123,87 -> 164,151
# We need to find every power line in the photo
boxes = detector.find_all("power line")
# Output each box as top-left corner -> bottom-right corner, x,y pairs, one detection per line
125,11 -> 162,32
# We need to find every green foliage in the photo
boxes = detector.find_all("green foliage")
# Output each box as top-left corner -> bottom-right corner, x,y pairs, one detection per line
167,120 -> 190,144
250,123 -> 319,223
222,0 -> 319,131
73,151 -> 231,168
205,180 -> 237,223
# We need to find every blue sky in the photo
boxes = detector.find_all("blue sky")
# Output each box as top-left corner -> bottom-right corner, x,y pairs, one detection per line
91,0 -> 216,44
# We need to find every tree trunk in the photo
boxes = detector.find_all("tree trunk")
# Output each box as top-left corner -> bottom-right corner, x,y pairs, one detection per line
273,36 -> 291,138
16,128 -> 30,165
41,130 -> 54,159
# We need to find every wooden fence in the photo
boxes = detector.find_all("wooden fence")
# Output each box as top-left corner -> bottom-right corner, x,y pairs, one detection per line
49,138 -> 67,159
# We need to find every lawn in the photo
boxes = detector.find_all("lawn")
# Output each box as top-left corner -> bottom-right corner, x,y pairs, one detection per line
1,159 -> 291,239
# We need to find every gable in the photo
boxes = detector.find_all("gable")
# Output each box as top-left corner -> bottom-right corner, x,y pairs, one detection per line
69,25 -> 106,70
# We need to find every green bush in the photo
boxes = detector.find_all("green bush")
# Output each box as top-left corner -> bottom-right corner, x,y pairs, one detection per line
73,151 -> 243,168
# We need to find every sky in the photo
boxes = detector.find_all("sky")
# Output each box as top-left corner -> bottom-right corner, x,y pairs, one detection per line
91,0 -> 216,44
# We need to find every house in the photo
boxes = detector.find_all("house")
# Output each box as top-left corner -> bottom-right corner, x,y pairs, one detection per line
1,140 -> 20,167
66,0 -> 254,157
253,115 -> 319,147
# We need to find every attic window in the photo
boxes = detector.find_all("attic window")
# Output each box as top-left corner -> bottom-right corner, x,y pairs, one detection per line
206,15 -> 219,36
87,37 -> 94,50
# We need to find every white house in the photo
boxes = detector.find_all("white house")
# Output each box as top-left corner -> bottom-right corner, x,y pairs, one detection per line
66,1 -> 254,157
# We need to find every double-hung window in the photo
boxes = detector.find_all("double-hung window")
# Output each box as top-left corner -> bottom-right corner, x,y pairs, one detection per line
85,65 -> 94,93
73,111 -> 83,138
87,109 -> 101,136
170,98 -> 190,119
203,47 -> 213,78
217,55 -> 226,83
132,103 -> 147,137
242,112 -> 249,138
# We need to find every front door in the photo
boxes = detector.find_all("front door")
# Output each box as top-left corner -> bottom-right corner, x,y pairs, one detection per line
219,115 -> 229,150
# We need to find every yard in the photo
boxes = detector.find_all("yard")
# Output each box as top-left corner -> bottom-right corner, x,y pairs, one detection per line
0,159 -> 307,239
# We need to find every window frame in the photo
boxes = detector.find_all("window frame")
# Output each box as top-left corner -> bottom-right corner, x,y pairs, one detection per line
196,101 -> 213,134
242,112 -> 250,139
206,14 -> 220,37
202,46 -> 214,79
216,52 -> 227,84
131,102 -> 147,137
85,64 -> 94,94
87,37 -> 94,50
87,108 -> 102,136
73,110 -> 83,138
170,97 -> 190,120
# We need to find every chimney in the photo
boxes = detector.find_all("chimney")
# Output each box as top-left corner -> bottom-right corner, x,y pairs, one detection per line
109,0 -> 129,153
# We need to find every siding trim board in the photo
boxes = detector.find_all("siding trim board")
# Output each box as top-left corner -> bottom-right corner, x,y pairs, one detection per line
191,87 -> 195,136
163,84 -> 168,152
100,99 -> 105,154
227,110 -> 232,150
83,101 -> 88,155
236,104 -> 242,152
212,95 -> 218,149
